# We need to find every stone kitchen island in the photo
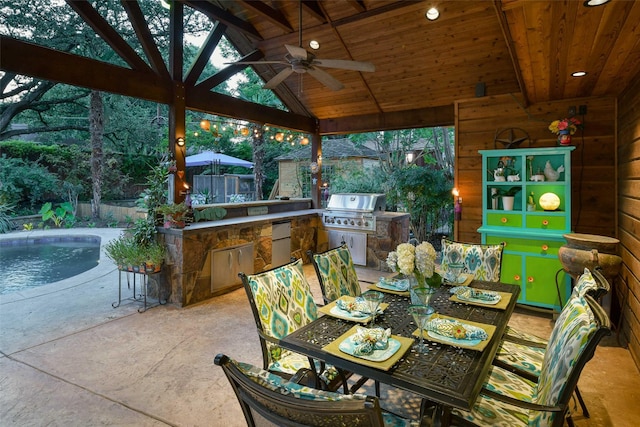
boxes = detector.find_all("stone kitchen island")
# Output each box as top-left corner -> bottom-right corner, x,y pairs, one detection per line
157,198 -> 409,307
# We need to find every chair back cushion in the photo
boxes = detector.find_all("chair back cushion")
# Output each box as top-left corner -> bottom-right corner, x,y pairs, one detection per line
532,296 -> 597,425
245,259 -> 318,367
572,268 -> 599,298
312,245 -> 361,302
441,239 -> 504,282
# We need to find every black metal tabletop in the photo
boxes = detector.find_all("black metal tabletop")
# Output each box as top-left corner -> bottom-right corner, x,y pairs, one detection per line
280,281 -> 520,410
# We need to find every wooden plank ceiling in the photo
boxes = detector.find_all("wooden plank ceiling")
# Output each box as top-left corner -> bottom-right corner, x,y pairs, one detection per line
2,0 -> 639,135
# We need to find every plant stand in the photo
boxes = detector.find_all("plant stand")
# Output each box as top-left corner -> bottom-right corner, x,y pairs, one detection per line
112,268 -> 166,313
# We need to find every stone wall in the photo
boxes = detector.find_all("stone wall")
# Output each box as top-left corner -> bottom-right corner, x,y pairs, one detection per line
159,213 -> 321,307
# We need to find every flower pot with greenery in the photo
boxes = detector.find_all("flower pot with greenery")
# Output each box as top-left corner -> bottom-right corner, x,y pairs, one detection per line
156,202 -> 189,229
491,186 -> 521,211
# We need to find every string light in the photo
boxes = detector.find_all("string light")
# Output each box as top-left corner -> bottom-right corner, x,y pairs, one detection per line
198,117 -> 311,146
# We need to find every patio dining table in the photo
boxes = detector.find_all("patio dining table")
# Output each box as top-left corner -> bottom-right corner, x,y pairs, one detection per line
279,279 -> 520,411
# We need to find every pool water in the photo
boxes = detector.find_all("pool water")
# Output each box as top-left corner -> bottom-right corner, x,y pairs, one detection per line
0,236 -> 101,295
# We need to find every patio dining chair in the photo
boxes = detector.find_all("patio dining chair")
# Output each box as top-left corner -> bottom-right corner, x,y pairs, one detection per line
214,353 -> 419,427
440,239 -> 504,282
441,293 -> 611,427
308,244 -> 362,305
493,267 -> 610,419
308,244 -> 379,396
239,258 -> 350,393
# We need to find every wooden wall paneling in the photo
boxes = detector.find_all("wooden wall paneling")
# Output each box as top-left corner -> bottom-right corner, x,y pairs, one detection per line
617,73 -> 640,370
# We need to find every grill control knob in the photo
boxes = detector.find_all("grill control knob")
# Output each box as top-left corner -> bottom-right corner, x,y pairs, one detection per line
337,219 -> 341,224
364,220 -> 369,226
357,220 -> 362,226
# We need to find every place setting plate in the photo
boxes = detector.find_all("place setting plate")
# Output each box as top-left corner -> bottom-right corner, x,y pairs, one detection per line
318,296 -> 389,323
449,288 -> 512,310
323,325 -> 413,371
368,277 -> 410,296
412,314 -> 496,352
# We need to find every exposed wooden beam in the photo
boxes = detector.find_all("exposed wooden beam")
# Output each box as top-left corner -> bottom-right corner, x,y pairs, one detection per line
183,0 -> 263,41
329,0 -> 422,27
121,0 -> 170,80
186,86 -> 317,133
301,1 -> 326,23
346,1 -> 366,13
318,105 -> 455,135
237,0 -> 294,33
196,49 -> 264,91
0,36 -> 170,103
184,22 -> 227,87
493,0 -> 529,106
65,0 -> 151,72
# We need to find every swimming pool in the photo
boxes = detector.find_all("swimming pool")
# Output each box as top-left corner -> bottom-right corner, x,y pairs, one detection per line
0,235 -> 101,295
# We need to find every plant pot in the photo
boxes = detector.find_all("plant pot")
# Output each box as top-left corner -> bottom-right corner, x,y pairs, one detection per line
502,196 -> 515,211
557,131 -> 571,146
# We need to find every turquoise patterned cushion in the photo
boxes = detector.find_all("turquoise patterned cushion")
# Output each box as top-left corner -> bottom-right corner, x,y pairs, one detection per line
573,268 -> 598,297
441,239 -> 504,282
245,259 -> 318,374
494,340 -> 545,377
234,358 -> 365,401
232,358 -> 412,427
313,245 -> 361,302
533,296 -> 597,426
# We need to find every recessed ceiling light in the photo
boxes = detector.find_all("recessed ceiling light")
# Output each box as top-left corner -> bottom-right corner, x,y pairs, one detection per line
572,71 -> 588,77
425,7 -> 439,21
583,0 -> 611,7
309,40 -> 320,50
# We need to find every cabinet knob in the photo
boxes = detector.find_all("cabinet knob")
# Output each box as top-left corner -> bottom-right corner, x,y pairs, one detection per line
542,219 -> 549,226
501,217 -> 508,223
527,276 -> 534,283
514,275 -> 520,281
541,244 -> 549,251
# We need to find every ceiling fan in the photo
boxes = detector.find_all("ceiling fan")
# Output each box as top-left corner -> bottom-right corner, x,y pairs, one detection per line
227,1 -> 375,91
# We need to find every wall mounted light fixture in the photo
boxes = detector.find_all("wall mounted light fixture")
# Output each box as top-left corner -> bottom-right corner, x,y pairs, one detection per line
176,137 -> 185,147
452,188 -> 462,221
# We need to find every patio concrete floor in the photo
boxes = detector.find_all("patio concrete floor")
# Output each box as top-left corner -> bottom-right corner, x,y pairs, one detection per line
1,229 -> 639,426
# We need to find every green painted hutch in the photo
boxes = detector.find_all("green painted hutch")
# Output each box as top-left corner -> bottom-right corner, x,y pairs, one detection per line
478,146 -> 575,312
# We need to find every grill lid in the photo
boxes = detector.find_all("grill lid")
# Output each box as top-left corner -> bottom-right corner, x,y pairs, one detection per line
326,193 -> 386,213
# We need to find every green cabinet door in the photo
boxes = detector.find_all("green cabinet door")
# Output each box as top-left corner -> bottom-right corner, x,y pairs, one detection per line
524,256 -> 570,309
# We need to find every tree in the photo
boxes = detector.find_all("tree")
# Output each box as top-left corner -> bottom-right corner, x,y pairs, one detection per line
89,91 -> 103,218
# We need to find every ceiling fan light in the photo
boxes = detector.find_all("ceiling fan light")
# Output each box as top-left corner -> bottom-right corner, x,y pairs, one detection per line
583,0 -> 611,7
426,7 -> 439,21
309,40 -> 320,50
572,71 -> 587,77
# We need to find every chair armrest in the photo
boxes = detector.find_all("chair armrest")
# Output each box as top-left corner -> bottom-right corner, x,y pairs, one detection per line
480,388 -> 564,413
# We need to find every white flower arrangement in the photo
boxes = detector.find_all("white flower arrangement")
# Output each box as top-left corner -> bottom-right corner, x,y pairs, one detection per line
386,242 -> 437,284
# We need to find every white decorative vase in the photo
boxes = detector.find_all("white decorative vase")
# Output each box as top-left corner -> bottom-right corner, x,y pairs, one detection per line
502,196 -> 515,211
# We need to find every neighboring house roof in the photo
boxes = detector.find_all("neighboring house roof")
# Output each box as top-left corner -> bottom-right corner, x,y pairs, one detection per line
275,138 -> 379,161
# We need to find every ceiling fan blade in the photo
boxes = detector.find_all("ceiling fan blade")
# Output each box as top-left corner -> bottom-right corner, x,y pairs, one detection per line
225,60 -> 288,66
306,67 -> 344,91
284,44 -> 308,60
312,59 -> 375,72
263,68 -> 295,89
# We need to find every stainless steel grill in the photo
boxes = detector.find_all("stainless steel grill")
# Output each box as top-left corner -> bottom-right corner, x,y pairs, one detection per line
322,193 -> 386,232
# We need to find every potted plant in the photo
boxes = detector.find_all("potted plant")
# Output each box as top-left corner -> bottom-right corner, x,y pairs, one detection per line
156,202 -> 189,229
491,186 -> 521,211
105,216 -> 165,272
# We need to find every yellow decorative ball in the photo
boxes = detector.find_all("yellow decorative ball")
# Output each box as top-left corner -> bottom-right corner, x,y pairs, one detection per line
539,192 -> 561,211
